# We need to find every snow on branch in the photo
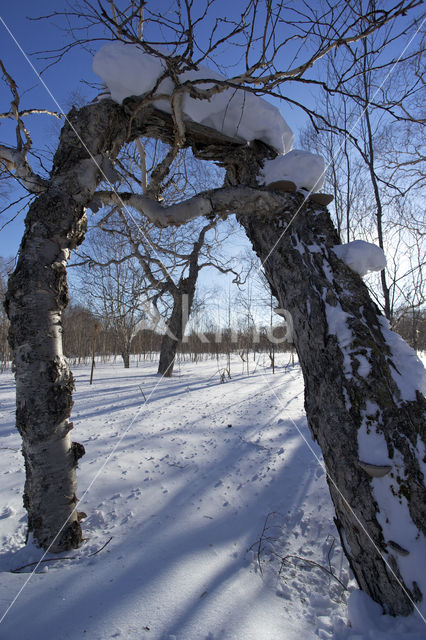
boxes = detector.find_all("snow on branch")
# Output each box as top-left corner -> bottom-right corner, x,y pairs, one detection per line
258,150 -> 326,192
92,42 -> 294,155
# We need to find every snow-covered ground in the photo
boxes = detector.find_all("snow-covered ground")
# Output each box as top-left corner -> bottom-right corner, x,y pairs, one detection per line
0,355 -> 424,639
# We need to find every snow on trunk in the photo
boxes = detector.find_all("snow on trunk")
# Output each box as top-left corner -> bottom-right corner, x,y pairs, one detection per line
332,240 -> 387,277
238,194 -> 426,617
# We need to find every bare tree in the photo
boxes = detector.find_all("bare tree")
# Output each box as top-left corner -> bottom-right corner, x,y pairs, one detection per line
74,230 -> 148,368
91,140 -> 239,378
300,6 -> 425,323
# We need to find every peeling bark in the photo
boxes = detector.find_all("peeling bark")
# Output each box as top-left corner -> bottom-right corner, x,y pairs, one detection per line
5,101 -> 129,551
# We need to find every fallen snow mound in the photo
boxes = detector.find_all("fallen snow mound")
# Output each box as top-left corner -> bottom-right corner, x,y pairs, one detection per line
93,42 -> 294,154
259,149 -> 326,192
332,240 -> 386,277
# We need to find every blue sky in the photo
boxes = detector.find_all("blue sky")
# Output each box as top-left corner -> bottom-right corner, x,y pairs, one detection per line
0,1 -> 98,257
0,1 -> 316,260
0,1 -> 423,263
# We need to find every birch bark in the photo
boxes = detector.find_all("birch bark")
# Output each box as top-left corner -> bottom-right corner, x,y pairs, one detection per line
238,194 -> 425,616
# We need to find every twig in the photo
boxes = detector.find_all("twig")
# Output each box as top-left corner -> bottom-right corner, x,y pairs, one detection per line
248,511 -> 283,575
87,536 -> 113,557
11,537 -> 113,573
11,557 -> 74,573
278,554 -> 348,591
138,385 -> 147,401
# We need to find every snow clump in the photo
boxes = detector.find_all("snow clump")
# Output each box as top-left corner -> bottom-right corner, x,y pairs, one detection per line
258,150 -> 326,191
332,240 -> 386,277
93,42 -> 294,154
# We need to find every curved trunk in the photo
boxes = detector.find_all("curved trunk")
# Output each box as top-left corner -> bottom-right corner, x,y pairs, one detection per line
5,101 -> 129,551
238,194 -> 425,616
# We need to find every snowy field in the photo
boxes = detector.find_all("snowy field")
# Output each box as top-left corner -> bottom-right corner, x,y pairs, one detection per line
0,355 -> 425,640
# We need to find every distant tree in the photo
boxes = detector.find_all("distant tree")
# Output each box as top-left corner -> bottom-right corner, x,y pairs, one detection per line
300,13 -> 425,323
62,304 -> 99,360
74,230 -> 148,368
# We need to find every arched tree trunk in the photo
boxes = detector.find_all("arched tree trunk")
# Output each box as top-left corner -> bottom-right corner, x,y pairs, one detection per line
238,194 -> 425,616
5,90 -> 424,613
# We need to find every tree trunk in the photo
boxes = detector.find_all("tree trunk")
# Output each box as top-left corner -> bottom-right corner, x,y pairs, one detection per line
238,194 -> 426,617
121,349 -> 130,368
5,190 -> 87,552
157,333 -> 178,377
158,292 -> 188,377
5,101 -> 131,551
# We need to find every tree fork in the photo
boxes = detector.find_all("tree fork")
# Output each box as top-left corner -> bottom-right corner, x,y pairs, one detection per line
238,194 -> 425,616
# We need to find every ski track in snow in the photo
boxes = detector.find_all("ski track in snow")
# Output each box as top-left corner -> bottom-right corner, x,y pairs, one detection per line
0,355 -> 425,640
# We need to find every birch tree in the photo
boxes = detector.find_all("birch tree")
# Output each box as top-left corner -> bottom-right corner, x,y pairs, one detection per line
1,0 -> 425,620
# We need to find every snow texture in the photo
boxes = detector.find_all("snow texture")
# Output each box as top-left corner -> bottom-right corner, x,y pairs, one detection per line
93,42 -> 294,154
325,302 -> 353,375
332,240 -> 386,277
378,316 -> 426,402
371,454 -> 426,621
259,150 -> 326,191
357,401 -> 390,466
1,355 -> 425,639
